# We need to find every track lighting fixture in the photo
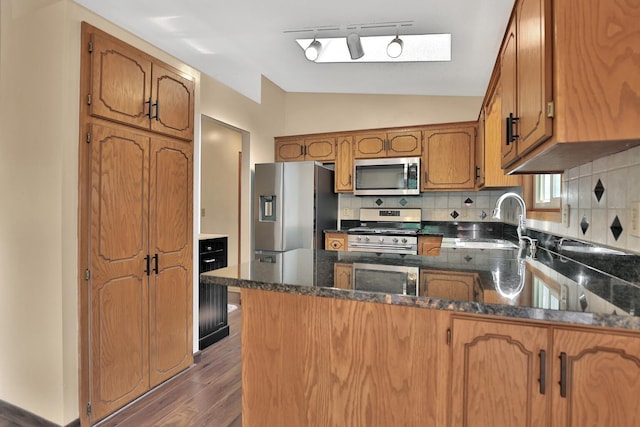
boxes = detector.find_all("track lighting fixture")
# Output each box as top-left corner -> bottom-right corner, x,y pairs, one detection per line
304,39 -> 322,61
386,35 -> 403,58
296,33 -> 450,63
346,33 -> 364,60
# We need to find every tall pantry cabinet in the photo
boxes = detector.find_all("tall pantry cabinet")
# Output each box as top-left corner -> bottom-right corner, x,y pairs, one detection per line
78,22 -> 195,425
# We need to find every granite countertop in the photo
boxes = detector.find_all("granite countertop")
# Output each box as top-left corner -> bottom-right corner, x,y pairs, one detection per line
201,246 -> 640,331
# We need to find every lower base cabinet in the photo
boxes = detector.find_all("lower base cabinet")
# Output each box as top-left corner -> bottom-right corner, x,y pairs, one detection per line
451,315 -> 640,427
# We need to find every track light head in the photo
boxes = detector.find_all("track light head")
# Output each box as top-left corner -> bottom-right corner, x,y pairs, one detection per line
346,33 -> 364,60
387,36 -> 403,58
304,39 -> 322,61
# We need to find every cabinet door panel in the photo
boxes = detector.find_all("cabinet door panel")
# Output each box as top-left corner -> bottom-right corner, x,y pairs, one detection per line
305,137 -> 336,161
150,64 -> 195,140
90,32 -> 152,129
553,329 -> 640,427
89,123 -> 150,420
420,271 -> 476,301
275,139 -> 305,162
335,136 -> 354,192
387,130 -> 422,157
516,0 -> 553,155
451,318 -> 549,427
422,126 -> 475,190
333,263 -> 353,289
354,133 -> 386,158
485,86 -> 522,187
148,138 -> 193,386
501,20 -> 518,167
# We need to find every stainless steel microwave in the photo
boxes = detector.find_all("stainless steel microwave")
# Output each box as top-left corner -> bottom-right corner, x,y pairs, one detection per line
353,157 -> 420,196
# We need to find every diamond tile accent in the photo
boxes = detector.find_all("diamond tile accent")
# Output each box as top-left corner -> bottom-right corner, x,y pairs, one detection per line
399,198 -> 408,206
375,198 -> 383,206
580,216 -> 589,235
594,179 -> 605,203
610,215 -> 623,241
464,197 -> 474,206
479,211 -> 487,220
464,255 -> 473,262
450,210 -> 459,219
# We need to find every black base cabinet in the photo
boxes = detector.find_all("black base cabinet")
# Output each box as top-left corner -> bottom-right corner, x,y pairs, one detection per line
199,237 -> 229,350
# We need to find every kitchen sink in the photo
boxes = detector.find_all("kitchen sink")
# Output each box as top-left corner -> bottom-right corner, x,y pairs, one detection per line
441,238 -> 519,250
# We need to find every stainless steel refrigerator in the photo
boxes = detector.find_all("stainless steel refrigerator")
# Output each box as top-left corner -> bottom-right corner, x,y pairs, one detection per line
254,161 -> 337,253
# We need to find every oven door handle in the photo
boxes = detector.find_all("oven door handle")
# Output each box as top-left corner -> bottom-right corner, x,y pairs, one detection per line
349,243 -> 414,250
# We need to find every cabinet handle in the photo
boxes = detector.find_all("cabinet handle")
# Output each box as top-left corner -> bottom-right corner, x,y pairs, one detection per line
152,253 -> 159,274
153,99 -> 160,121
424,171 -> 428,184
506,112 -> 519,145
203,258 -> 217,263
559,352 -> 567,398
446,328 -> 451,345
539,350 -> 546,395
475,166 -> 481,180
300,145 -> 304,157
145,97 -> 153,119
144,254 -> 151,276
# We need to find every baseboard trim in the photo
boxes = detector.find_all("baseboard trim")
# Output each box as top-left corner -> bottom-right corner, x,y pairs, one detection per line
0,400 -> 79,427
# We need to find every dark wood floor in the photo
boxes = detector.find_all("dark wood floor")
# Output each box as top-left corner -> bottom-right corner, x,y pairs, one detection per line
96,307 -> 242,427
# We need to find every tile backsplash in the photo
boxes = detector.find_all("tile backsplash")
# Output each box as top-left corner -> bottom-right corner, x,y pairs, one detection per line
338,145 -> 640,255
528,145 -> 640,255
339,188 -> 522,225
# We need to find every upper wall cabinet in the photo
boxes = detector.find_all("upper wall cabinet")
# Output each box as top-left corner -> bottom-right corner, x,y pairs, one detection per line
274,136 -> 336,162
498,0 -> 640,173
334,135 -> 354,192
421,123 -> 476,191
87,27 -> 195,141
354,129 -> 422,159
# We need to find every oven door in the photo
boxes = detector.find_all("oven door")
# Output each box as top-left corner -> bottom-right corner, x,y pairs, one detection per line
352,263 -> 419,296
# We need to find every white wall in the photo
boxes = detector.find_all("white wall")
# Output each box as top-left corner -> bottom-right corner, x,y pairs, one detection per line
201,117 -> 243,266
282,92 -> 482,136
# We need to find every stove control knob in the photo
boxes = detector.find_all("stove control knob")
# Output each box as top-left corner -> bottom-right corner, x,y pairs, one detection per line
364,236 -> 370,242
379,236 -> 385,243
393,238 -> 399,243
356,236 -> 362,242
401,238 -> 408,244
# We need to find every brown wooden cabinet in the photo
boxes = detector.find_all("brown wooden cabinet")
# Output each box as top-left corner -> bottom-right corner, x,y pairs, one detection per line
450,317 -> 550,426
325,232 -> 347,251
334,135 -> 354,192
333,263 -> 353,289
354,129 -> 422,159
274,136 -> 336,162
421,124 -> 477,191
419,270 -> 481,302
87,25 -> 194,141
483,79 -> 522,188
496,0 -> 640,173
451,315 -> 640,427
418,235 -> 443,256
88,122 -> 193,420
552,328 -> 640,426
80,22 -> 194,425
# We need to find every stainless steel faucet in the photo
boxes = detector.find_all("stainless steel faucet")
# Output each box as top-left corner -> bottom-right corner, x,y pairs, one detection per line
492,192 -> 535,254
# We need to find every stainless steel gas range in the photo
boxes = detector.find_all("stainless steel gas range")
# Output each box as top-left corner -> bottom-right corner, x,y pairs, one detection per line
347,208 -> 422,255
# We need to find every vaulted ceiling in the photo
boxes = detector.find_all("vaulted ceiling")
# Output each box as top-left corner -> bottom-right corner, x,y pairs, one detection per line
74,0 -> 515,102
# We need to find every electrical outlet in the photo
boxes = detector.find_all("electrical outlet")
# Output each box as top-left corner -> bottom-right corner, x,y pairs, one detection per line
562,204 -> 570,228
631,202 -> 640,237
341,208 -> 354,218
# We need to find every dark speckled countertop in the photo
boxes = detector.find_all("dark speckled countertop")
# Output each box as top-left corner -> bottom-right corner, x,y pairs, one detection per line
201,244 -> 640,331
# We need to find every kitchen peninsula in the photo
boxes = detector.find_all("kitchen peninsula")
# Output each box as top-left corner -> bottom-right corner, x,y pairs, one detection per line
201,246 -> 640,426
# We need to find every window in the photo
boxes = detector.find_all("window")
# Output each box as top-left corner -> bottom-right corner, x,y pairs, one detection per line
534,173 -> 561,209
523,174 -> 562,222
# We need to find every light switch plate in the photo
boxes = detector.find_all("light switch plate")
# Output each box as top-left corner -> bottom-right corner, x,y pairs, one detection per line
201,208 -> 206,217
562,204 -> 570,228
631,202 -> 640,237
